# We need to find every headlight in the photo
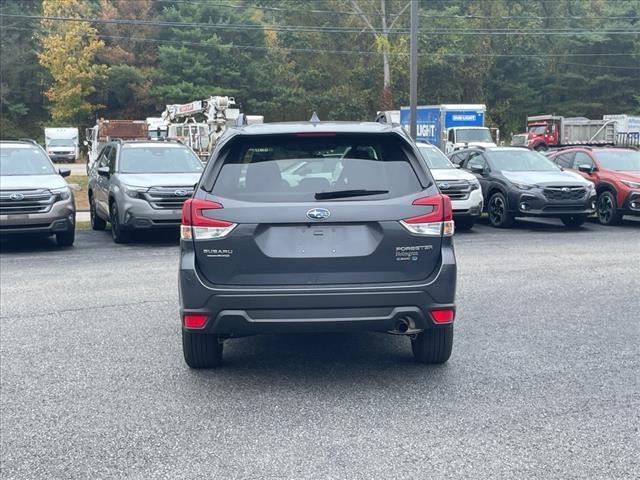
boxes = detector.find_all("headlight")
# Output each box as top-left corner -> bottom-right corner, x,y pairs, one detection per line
511,181 -> 537,190
621,180 -> 640,189
50,186 -> 71,201
121,185 -> 147,198
468,179 -> 480,190
585,182 -> 596,191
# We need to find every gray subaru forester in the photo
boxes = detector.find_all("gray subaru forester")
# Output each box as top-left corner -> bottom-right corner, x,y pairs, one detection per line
179,121 -> 457,367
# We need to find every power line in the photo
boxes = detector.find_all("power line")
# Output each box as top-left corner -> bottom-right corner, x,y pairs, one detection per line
5,24 -> 639,69
1,13 -> 639,36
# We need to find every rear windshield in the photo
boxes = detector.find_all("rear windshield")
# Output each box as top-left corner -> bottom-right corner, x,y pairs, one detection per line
210,134 -> 423,202
119,145 -> 204,174
0,146 -> 55,176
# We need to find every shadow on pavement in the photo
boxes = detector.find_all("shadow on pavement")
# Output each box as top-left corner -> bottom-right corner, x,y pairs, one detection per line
188,332 -> 452,385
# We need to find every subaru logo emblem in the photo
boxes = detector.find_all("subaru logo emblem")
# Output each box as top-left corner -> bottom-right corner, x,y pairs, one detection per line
174,189 -> 188,197
439,182 -> 450,190
9,193 -> 24,201
306,208 -> 330,221
561,187 -> 570,193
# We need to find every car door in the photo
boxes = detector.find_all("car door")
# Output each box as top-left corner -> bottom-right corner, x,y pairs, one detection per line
464,152 -> 491,198
93,146 -> 110,215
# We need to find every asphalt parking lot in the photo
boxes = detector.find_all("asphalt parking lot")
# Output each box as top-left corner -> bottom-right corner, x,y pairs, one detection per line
1,217 -> 639,479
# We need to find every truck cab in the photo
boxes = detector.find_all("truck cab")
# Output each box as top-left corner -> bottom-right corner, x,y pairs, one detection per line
446,126 -> 497,153
511,118 -> 560,151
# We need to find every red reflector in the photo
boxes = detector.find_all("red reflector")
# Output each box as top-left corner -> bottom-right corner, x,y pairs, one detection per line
183,314 -> 208,329
431,309 -> 455,324
182,198 -> 232,227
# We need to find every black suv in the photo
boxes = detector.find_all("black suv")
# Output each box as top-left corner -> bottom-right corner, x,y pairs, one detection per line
450,147 -> 596,228
179,121 -> 457,367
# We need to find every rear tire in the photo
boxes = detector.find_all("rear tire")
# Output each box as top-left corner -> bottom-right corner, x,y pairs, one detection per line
488,192 -> 514,228
90,196 -> 106,231
561,215 -> 587,228
56,228 -> 75,247
412,326 -> 453,364
455,216 -> 475,231
182,330 -> 223,368
110,202 -> 131,244
597,191 -> 623,226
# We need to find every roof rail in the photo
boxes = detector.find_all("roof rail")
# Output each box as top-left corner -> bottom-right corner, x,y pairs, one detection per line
551,145 -> 594,152
18,138 -> 39,145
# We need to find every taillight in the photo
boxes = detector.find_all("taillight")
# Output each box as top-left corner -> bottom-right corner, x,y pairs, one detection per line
181,198 -> 237,240
430,308 -> 455,324
183,313 -> 208,329
400,194 -> 454,236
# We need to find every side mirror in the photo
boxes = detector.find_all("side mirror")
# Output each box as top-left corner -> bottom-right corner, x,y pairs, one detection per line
83,140 -> 89,147
97,166 -> 110,178
578,164 -> 595,174
453,163 -> 461,169
469,164 -> 484,174
59,168 -> 71,178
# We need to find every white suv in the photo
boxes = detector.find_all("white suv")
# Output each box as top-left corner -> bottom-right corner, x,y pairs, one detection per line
416,142 -> 483,230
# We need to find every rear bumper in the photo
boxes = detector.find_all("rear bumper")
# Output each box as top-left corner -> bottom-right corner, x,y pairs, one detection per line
179,245 -> 457,335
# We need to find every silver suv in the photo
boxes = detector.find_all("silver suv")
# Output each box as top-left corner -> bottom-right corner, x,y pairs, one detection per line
0,140 -> 75,246
87,140 -> 204,243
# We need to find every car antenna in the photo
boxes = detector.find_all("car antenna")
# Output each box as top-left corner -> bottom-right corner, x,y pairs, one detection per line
310,112 -> 320,124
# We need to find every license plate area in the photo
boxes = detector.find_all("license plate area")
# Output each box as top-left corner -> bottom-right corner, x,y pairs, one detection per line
255,224 -> 382,258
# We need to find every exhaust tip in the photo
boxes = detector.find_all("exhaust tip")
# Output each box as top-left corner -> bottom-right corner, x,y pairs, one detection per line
395,319 -> 410,333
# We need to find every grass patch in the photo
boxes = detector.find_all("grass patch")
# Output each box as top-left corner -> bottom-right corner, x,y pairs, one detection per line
76,221 -> 92,231
66,175 -> 89,210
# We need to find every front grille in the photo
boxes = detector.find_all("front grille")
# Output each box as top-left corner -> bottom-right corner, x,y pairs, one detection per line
438,180 -> 473,200
543,186 -> 586,201
142,186 -> 194,210
511,135 -> 527,146
0,189 -> 55,215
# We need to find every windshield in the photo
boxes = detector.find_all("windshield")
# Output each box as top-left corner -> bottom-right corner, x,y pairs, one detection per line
210,134 -> 422,202
528,125 -> 547,135
47,138 -> 75,147
148,129 -> 167,140
594,151 -> 640,171
119,146 -> 204,174
418,146 -> 454,169
455,128 -> 492,143
489,150 -> 560,172
0,146 -> 56,176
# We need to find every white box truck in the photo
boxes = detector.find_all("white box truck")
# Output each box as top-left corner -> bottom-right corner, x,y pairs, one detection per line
44,127 -> 79,163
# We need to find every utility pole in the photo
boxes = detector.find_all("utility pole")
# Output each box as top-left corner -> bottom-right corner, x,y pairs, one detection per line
409,0 -> 418,140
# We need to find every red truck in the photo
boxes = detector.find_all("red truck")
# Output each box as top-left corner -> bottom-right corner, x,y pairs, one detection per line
511,115 -> 640,151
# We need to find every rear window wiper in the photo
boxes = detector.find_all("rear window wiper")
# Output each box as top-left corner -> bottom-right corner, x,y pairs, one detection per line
315,189 -> 389,200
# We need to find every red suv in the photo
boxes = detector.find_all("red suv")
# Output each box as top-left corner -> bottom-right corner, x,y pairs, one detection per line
549,147 -> 640,225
